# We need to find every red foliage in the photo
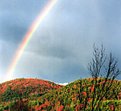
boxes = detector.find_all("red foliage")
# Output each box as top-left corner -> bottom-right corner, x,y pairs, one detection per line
0,78 -> 62,96
44,100 -> 50,106
76,104 -> 84,111
57,105 -> 64,111
35,103 -> 48,111
109,105 -> 115,111
82,91 -> 87,96
88,98 -> 91,102
90,85 -> 94,92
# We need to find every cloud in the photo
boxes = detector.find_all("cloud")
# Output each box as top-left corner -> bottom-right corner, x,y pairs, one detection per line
0,0 -> 48,42
57,83 -> 68,86
13,0 -> 121,82
0,40 -> 17,70
0,0 -> 121,82
0,0 -> 49,77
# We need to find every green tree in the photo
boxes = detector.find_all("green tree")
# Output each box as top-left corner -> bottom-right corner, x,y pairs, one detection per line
1,86 -> 19,101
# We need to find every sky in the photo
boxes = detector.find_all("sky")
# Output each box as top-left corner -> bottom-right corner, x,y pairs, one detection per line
0,0 -> 121,83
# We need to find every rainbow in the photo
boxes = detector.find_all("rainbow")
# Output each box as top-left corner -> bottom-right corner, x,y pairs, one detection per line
6,0 -> 57,81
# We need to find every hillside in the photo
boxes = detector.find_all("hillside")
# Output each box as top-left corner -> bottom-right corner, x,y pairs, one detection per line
0,78 -> 121,111
0,78 -> 62,97
29,78 -> 121,110
0,78 -> 62,110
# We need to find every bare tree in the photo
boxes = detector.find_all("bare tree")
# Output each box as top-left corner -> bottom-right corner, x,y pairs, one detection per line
79,44 -> 121,111
89,45 -> 120,110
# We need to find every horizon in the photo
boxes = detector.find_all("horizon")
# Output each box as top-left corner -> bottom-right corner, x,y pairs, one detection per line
0,77 -> 69,86
0,0 -> 121,83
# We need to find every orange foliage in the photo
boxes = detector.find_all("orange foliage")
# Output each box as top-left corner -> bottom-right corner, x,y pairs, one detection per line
82,91 -> 87,96
109,105 -> 115,111
57,105 -> 64,111
35,103 -> 48,111
90,85 -> 94,92
76,104 -> 84,111
0,78 -> 62,96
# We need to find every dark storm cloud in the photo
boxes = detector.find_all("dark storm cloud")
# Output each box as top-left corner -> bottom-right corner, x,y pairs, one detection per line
0,0 -> 121,82
0,0 -> 48,42
0,0 -> 48,79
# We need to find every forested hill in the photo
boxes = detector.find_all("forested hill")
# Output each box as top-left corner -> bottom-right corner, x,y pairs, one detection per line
0,78 -> 62,106
0,78 -> 121,111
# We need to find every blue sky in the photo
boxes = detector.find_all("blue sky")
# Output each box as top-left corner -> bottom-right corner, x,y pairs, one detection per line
0,0 -> 121,83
